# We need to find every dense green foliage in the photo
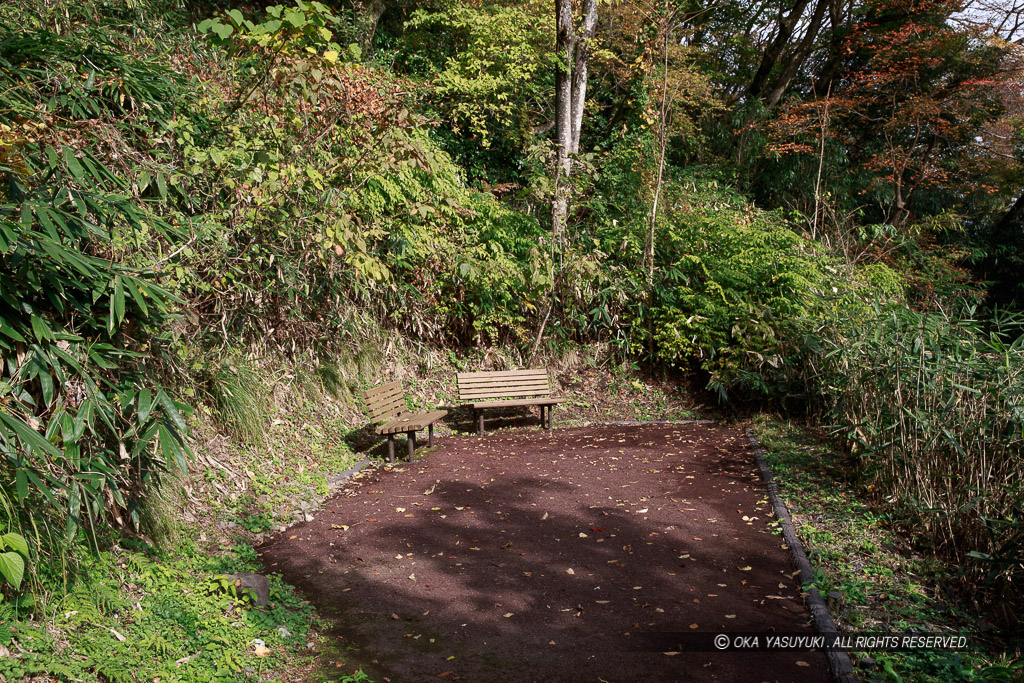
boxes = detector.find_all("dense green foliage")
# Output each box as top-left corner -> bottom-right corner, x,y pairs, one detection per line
783,304 -> 1023,592
0,0 -> 1021,672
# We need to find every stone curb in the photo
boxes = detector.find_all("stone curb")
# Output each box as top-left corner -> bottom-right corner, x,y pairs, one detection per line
745,427 -> 858,683
328,458 -> 373,484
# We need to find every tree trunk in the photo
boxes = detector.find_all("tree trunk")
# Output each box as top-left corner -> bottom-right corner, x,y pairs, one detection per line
569,0 -> 598,155
552,0 -> 575,238
763,0 -> 829,108
747,0 -> 813,100
552,0 -> 598,236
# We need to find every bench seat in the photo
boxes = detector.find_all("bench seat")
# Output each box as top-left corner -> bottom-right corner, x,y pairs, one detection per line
467,398 -> 565,410
377,410 -> 449,435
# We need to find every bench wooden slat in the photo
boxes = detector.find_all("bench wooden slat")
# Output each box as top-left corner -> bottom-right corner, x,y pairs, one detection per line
369,404 -> 403,422
457,378 -> 551,389
367,395 -> 403,416
456,369 -> 548,380
364,381 -> 402,400
460,388 -> 551,400
365,384 -> 403,405
377,410 -> 449,435
469,398 -> 565,409
458,378 -> 548,389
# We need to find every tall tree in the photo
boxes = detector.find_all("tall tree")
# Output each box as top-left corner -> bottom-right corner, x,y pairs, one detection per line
552,0 -> 598,237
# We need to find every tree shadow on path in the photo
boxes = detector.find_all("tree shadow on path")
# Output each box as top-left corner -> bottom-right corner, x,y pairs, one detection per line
259,423 -> 830,682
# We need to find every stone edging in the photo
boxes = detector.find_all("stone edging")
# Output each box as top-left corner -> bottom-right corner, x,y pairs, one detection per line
745,427 -> 858,683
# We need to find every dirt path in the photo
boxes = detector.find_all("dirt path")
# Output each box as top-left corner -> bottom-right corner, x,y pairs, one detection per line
259,423 -> 830,682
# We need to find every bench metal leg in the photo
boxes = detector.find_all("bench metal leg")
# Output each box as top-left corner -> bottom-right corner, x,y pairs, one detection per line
540,405 -> 547,429
387,434 -> 395,463
548,405 -> 554,429
407,431 -> 416,460
477,410 -> 484,436
428,423 -> 434,448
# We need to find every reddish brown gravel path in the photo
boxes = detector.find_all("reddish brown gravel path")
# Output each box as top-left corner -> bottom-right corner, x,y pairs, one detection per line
259,423 -> 830,682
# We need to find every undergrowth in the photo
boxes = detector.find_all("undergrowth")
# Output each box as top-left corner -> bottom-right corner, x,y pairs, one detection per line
0,541 -> 327,682
753,416 -> 1023,682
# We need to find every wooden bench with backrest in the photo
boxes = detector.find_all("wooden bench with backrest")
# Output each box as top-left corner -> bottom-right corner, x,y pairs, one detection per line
363,381 -> 447,462
456,369 -> 565,435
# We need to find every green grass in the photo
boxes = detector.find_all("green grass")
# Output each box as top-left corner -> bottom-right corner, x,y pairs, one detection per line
753,416 -> 1022,682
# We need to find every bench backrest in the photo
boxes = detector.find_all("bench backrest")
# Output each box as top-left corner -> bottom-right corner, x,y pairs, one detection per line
363,381 -> 406,423
456,369 -> 552,402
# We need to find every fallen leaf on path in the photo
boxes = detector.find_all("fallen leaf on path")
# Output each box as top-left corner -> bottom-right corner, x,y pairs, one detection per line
566,568 -> 575,575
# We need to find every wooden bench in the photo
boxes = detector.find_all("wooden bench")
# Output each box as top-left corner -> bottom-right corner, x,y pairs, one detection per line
363,381 -> 447,462
456,369 -> 565,435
